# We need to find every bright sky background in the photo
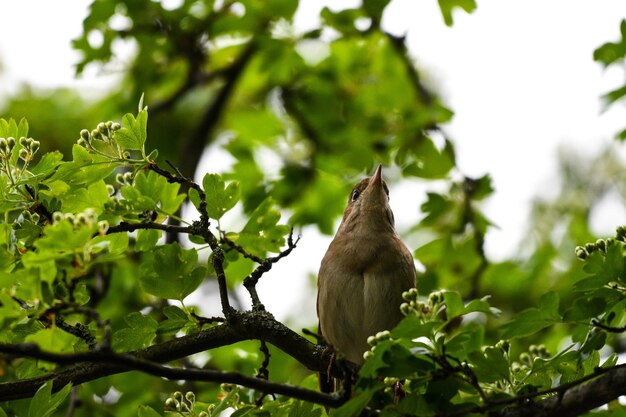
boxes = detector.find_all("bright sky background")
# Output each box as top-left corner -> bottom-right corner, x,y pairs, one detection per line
1,0 -> 625,323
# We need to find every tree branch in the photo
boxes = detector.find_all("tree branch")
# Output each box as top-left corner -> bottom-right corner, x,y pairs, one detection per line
493,364 -> 626,417
177,40 -> 258,179
0,310 -> 338,404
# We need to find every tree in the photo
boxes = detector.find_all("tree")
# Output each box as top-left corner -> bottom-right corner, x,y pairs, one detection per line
0,1 -> 626,416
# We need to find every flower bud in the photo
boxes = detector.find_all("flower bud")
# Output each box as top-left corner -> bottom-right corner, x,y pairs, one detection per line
400,302 -> 410,316
106,184 -> 115,196
77,138 -> 88,147
19,148 -> 29,160
185,391 -> 195,403
199,412 -> 209,417
106,121 -> 113,129
575,246 -> 588,260
363,350 -> 373,361
91,129 -> 101,140
111,122 -> 121,131
98,220 -> 109,235
31,213 -> 40,223
375,330 -> 390,341
97,122 -> 107,133
18,137 -> 27,147
30,140 -> 40,153
80,129 -> 90,140
76,213 -> 88,225
52,211 -> 64,223
496,340 -> 510,352
0,138 -> 7,152
164,398 -> 178,410
7,137 -> 15,149
115,173 -> 124,184
367,335 -> 376,346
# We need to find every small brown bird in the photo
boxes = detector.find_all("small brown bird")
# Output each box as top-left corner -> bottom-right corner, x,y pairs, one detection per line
317,165 -> 416,366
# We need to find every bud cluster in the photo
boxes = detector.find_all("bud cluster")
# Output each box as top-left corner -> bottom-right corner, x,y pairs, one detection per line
575,227 -> 626,260
52,208 -> 108,234
115,171 -> 135,186
400,288 -> 443,319
510,344 -> 549,375
77,121 -> 122,149
164,390 -> 202,414
0,136 -> 41,176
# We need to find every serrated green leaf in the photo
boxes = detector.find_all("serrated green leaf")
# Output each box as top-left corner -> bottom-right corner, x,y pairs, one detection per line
140,243 -> 206,300
112,312 -> 158,351
202,173 -> 240,219
115,110 -> 147,150
61,180 -> 110,213
131,170 -> 186,218
31,151 -> 63,177
157,305 -> 190,336
237,198 -> 289,257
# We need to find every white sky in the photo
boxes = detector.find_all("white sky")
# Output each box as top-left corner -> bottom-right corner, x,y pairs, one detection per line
0,0 -> 625,322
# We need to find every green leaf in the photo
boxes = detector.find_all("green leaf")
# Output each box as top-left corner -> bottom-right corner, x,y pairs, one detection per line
500,292 -> 560,339
468,347 -> 509,383
437,0 -> 477,26
0,406 -> 7,417
391,315 -> 440,339
140,243 -> 206,300
31,151 -> 64,177
135,228 -> 161,251
363,0 -> 391,22
28,381 -> 72,417
115,109 -> 147,150
24,327 -> 79,353
443,291 -> 464,318
130,170 -> 186,217
593,20 -> 626,67
138,405 -> 162,417
112,312 -> 158,351
333,386 -> 381,417
91,232 -> 129,255
157,305 -> 190,336
601,84 -> 626,107
202,173 -> 240,219
403,137 -> 455,179
28,381 -> 52,417
236,198 -> 289,257
60,180 -> 110,213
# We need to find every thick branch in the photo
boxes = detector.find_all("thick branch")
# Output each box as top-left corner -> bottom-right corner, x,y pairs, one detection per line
0,311 -> 334,403
178,40 -> 257,179
494,364 -> 626,417
0,342 -> 340,408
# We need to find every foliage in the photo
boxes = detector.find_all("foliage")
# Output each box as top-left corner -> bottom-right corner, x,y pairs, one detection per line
0,1 -> 625,417
594,19 -> 626,140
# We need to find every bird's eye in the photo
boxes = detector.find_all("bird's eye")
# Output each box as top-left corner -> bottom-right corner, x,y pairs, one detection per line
351,190 -> 360,202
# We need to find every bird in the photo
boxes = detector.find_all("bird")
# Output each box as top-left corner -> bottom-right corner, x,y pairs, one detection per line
317,165 -> 416,368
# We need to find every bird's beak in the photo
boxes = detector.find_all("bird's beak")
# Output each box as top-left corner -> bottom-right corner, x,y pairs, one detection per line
371,164 -> 383,187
